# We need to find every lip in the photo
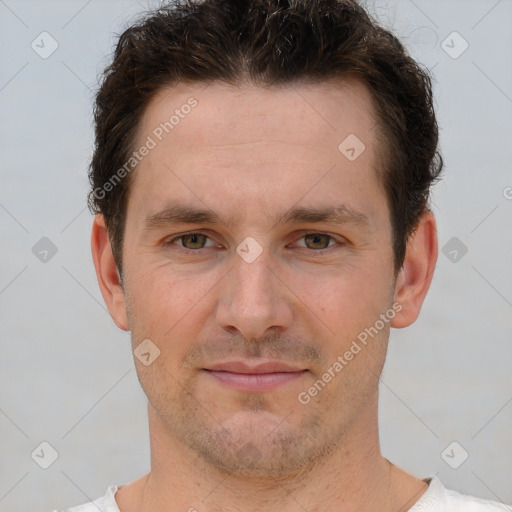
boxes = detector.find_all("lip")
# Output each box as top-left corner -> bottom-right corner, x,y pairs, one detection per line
205,361 -> 305,374
203,361 -> 308,392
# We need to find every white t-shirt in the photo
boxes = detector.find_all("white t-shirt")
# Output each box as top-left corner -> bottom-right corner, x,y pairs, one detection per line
60,476 -> 512,512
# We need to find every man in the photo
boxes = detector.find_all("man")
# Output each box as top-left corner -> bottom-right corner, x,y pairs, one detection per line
63,0 -> 510,510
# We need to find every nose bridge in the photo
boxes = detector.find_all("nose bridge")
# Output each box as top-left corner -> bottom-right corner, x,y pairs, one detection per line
234,250 -> 273,299
216,243 -> 292,338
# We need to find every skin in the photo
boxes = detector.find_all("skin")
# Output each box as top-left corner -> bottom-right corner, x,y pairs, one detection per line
92,78 -> 438,512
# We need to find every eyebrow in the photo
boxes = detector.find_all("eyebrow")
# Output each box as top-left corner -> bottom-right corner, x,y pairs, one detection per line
143,202 -> 371,231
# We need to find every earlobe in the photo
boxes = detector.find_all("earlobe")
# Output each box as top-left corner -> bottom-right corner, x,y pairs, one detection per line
391,210 -> 438,329
91,215 -> 130,331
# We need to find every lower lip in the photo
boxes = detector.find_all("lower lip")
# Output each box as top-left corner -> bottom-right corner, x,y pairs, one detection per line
204,370 -> 308,392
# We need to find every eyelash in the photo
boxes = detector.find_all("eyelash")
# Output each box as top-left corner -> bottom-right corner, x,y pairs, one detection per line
164,231 -> 344,255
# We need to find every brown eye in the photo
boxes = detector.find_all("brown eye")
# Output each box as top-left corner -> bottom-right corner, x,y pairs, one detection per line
180,233 -> 208,249
303,233 -> 332,250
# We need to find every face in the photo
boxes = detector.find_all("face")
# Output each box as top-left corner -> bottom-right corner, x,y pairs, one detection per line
118,79 -> 398,477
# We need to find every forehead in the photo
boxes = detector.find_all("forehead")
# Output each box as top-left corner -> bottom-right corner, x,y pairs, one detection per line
139,78 -> 379,151
127,78 -> 387,229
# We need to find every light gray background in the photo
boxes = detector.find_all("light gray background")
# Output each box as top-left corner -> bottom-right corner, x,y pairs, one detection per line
0,0 -> 511,510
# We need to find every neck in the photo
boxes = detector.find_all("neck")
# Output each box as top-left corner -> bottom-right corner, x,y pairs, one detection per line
118,393 -> 423,512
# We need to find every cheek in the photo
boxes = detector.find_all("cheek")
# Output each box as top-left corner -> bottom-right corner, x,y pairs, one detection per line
124,262 -> 226,371
126,262 -> 216,324
284,260 -> 391,335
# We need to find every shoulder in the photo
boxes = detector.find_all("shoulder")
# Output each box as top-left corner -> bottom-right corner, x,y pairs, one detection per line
58,485 -> 120,512
440,487 -> 512,512
410,477 -> 512,512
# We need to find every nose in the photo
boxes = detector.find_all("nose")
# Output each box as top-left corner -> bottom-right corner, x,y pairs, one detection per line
215,246 -> 293,340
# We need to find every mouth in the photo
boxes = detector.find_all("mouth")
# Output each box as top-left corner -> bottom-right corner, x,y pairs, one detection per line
202,361 -> 309,392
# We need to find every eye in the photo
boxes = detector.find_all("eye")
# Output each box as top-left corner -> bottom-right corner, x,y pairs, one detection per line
164,231 -> 343,254
168,232 -> 218,251
293,232 -> 339,250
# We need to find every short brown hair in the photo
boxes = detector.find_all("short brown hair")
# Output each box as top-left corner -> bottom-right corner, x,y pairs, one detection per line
88,0 -> 443,275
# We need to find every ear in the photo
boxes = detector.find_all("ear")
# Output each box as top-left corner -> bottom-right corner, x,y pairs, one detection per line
391,210 -> 438,329
91,215 -> 130,331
